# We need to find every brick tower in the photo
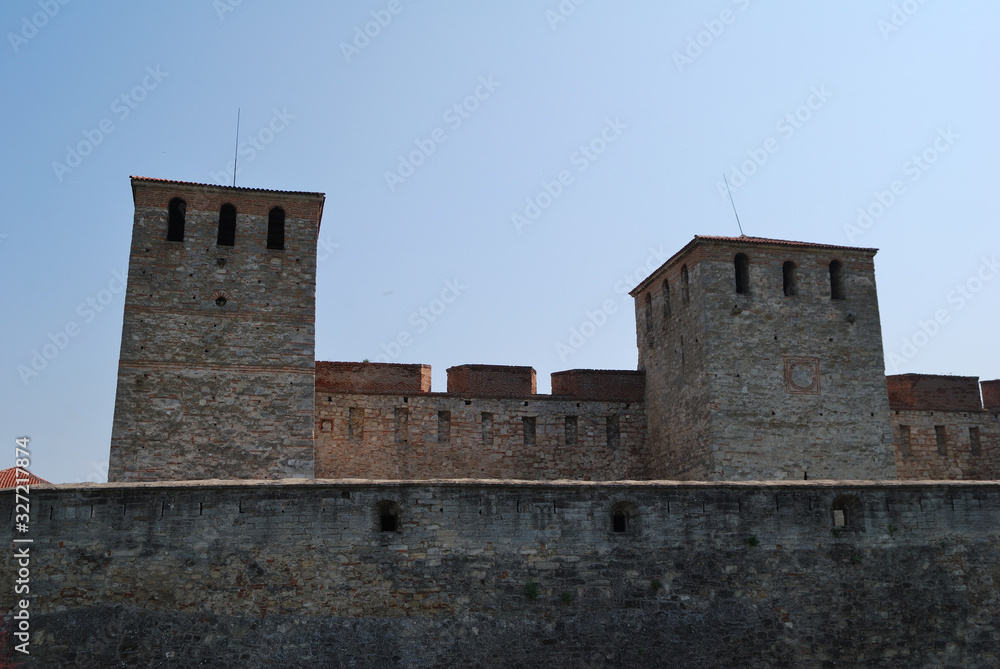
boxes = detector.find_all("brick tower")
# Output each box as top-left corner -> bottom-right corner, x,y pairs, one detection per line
630,236 -> 896,481
108,177 -> 325,481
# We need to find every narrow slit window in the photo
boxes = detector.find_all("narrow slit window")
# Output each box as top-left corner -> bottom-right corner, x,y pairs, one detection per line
935,425 -> 947,455
969,427 -> 981,456
644,293 -> 653,331
899,424 -> 911,457
681,265 -> 690,304
734,253 -> 749,294
782,261 -> 798,297
829,260 -> 845,300
394,408 -> 408,445
481,412 -> 493,444
438,410 -> 451,444
267,207 -> 285,250
523,417 -> 536,447
167,198 -> 186,242
348,407 -> 364,442
607,414 -> 620,449
662,279 -> 671,318
565,416 -> 578,446
217,203 -> 236,246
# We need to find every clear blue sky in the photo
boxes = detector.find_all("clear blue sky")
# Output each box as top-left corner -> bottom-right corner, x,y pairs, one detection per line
2,2 -> 997,483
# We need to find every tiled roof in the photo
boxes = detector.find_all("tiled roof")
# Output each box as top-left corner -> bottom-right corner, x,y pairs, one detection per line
694,235 -> 877,252
0,467 -> 49,488
130,176 -> 325,197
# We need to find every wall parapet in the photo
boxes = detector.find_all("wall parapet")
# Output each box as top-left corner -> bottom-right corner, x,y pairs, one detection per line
446,364 -> 536,397
887,373 -> 984,412
316,361 -> 431,394
551,369 -> 645,401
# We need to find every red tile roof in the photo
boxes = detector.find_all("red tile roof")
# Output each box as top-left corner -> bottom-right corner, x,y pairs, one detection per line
0,467 -> 49,488
130,176 -> 325,197
694,235 -> 877,252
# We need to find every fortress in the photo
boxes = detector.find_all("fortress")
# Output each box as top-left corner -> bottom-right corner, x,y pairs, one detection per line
4,177 -> 1000,667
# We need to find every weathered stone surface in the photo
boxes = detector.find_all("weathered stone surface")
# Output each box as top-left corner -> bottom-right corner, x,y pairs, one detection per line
4,479 -> 999,667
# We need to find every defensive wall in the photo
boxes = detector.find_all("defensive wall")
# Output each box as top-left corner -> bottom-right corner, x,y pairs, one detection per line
3,479 -> 999,667
887,375 -> 1000,480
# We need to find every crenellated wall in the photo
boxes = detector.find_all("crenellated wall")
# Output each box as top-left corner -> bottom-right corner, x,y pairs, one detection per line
4,479 -> 999,667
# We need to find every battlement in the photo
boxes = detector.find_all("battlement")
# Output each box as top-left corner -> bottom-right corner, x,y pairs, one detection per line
550,369 -> 645,401
887,374 -> 985,412
446,364 -> 537,397
316,361 -> 431,394
981,379 -> 1000,410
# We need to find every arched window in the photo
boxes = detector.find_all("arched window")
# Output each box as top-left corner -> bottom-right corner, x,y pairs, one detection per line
644,293 -> 653,331
167,198 -> 186,242
662,279 -> 671,318
782,261 -> 798,297
829,260 -> 845,300
734,253 -> 749,294
217,203 -> 236,247
267,207 -> 285,250
681,265 -> 690,304
610,501 -> 638,533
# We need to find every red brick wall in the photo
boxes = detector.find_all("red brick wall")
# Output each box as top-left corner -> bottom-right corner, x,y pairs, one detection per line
981,380 -> 1000,410
550,370 -> 645,401
446,365 -> 536,397
887,374 -> 983,412
316,362 -> 431,394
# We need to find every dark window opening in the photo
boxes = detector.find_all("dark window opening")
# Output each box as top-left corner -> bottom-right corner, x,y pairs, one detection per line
523,416 -> 536,446
610,501 -> 637,534
681,265 -> 690,303
830,260 -> 846,300
970,427 -> 981,456
734,253 -> 750,294
167,198 -> 186,242
612,511 -> 628,533
644,293 -> 653,331
935,425 -> 947,455
217,203 -> 236,246
662,279 -> 671,318
782,261 -> 798,297
267,207 -> 285,250
607,414 -> 620,449
438,410 -> 451,444
376,501 -> 401,532
565,415 -> 578,446
900,424 -> 911,457
394,408 -> 408,445
830,495 -> 863,531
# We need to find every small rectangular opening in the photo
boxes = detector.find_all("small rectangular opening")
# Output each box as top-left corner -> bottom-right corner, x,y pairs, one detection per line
899,424 -> 911,457
523,417 -> 536,447
565,416 -> 577,446
969,426 -> 981,456
935,425 -> 947,456
380,511 -> 397,532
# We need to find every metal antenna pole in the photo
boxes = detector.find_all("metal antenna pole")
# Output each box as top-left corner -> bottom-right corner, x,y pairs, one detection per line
723,173 -> 745,237
232,109 -> 241,187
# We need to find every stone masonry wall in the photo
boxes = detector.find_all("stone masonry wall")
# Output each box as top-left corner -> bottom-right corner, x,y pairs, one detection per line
634,237 -> 896,481
890,409 -> 1000,480
314,392 -> 648,480
108,178 -> 324,482
3,480 -> 999,667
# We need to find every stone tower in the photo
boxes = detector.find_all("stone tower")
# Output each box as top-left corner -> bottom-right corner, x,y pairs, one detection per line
109,177 -> 325,481
630,235 -> 896,481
